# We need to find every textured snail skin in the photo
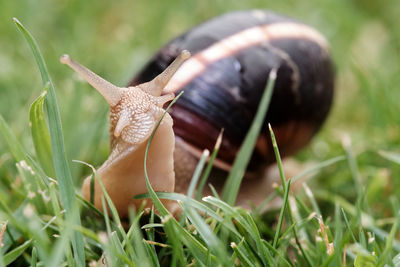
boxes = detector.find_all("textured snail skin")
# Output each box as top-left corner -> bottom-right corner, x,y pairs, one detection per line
131,10 -> 334,201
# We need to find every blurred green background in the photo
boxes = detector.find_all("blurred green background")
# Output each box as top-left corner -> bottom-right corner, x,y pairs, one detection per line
1,0 -> 400,209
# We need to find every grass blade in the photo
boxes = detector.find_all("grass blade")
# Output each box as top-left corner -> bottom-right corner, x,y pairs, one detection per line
317,190 -> 400,251
143,91 -> 184,217
292,155 -> 345,183
303,183 -> 322,216
272,179 -> 291,248
187,149 -> 209,198
14,18 -> 85,266
269,123 -> 286,187
0,115 -> 47,178
0,115 -> 50,192
29,82 -> 55,177
181,149 -> 228,260
180,148 -> 227,261
202,196 -> 265,254
269,124 -> 313,265
143,92 -> 217,264
45,216 -> 77,267
231,240 -> 255,267
0,115 -> 29,164
31,246 -> 37,267
222,69 -> 277,205
241,212 -> 271,265
377,210 -> 399,266
127,210 -> 152,266
342,136 -> 363,200
196,130 -> 223,200
143,241 -> 160,267
3,239 -> 32,266
136,191 -> 240,235
379,150 -> 400,165
180,201 -> 227,262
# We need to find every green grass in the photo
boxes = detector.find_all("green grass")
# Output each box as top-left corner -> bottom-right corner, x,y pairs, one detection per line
1,0 -> 400,266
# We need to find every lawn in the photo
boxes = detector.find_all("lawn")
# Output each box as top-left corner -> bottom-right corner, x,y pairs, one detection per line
0,0 -> 400,266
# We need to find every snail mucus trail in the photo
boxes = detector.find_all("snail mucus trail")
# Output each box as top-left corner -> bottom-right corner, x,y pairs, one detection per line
62,10 -> 334,217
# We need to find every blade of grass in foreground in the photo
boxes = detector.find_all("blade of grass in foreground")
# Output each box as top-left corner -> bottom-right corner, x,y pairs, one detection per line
86,163 -> 147,266
269,124 -> 313,265
187,149 -> 209,198
143,92 -> 217,265
14,18 -> 85,266
221,69 -> 277,205
2,239 -> 32,266
272,179 -> 291,248
181,149 -> 228,262
143,92 -> 184,217
0,115 -> 49,186
317,190 -> 400,252
291,155 -> 345,183
379,150 -> 400,165
29,82 -> 55,177
196,130 -> 223,201
376,210 -> 399,266
136,192 -> 240,235
269,125 -> 291,249
0,115 -> 30,163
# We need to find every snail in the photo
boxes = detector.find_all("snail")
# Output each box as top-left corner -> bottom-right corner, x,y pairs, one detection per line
61,10 -> 334,217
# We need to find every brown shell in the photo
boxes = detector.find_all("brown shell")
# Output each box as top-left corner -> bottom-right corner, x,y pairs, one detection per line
130,10 -> 334,172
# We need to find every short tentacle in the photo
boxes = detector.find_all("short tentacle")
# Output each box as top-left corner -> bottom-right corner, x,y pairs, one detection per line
154,93 -> 175,107
140,50 -> 191,96
114,111 -> 132,137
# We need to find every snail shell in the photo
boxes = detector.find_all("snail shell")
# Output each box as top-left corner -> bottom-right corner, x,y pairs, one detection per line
130,10 -> 334,183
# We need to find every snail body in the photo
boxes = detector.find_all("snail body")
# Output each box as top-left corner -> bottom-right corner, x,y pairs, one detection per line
62,10 -> 334,216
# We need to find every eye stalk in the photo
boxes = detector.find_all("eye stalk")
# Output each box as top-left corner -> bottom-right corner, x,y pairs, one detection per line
137,50 -> 191,97
60,54 -> 125,107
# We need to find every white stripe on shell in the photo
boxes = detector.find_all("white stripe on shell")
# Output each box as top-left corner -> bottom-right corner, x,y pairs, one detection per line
163,22 -> 329,93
